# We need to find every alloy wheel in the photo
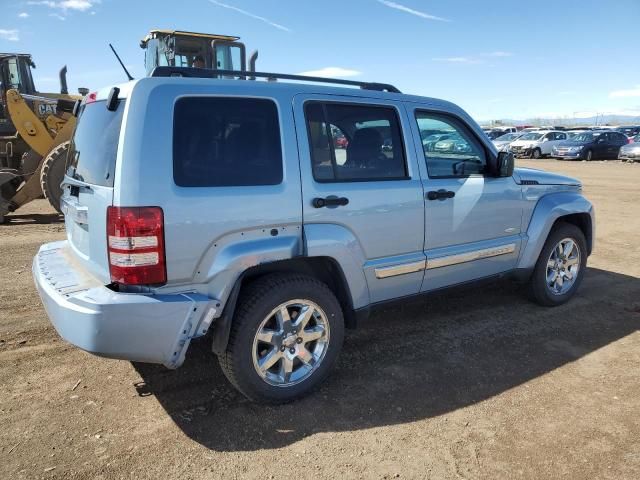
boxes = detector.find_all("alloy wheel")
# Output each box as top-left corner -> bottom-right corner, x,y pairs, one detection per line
252,299 -> 330,387
545,237 -> 581,295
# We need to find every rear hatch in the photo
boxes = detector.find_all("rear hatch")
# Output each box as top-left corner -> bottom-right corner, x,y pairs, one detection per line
61,90 -> 127,283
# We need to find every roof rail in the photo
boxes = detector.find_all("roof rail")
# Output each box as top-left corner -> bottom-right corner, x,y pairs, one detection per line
150,67 -> 401,93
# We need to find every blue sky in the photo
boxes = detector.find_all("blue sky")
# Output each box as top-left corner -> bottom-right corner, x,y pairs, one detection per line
2,0 -> 639,121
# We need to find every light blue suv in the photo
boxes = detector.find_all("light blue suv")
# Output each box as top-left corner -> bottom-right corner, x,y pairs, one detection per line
33,68 -> 595,403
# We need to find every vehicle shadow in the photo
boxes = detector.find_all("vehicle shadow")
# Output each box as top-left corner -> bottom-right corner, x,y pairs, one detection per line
2,213 -> 63,225
133,267 -> 640,452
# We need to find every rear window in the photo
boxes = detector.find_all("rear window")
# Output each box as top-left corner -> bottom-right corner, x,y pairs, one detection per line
67,100 -> 125,187
173,97 -> 282,187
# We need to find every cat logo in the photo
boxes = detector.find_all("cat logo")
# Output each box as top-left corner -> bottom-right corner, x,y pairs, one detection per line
37,103 -> 57,116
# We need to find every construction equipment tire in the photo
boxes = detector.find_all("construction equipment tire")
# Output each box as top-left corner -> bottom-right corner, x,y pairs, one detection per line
40,141 -> 69,214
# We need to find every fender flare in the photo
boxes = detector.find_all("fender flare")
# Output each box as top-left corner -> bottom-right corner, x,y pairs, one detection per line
517,191 -> 595,270
209,224 -> 371,354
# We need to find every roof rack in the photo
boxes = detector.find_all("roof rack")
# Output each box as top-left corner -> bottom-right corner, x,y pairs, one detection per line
150,67 -> 401,93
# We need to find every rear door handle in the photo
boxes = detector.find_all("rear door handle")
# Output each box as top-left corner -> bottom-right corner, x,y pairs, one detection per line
312,196 -> 349,208
426,189 -> 455,201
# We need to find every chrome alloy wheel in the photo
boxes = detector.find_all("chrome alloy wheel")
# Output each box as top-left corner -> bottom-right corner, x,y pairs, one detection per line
252,299 -> 330,387
546,237 -> 581,295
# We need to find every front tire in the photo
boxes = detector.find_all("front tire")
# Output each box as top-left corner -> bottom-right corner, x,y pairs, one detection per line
531,148 -> 542,159
528,222 -> 587,306
219,273 -> 344,403
583,149 -> 593,161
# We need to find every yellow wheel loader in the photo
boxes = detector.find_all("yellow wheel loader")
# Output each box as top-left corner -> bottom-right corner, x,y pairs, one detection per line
0,53 -> 84,222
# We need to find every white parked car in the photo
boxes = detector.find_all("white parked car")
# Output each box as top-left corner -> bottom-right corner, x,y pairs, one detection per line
509,130 -> 569,158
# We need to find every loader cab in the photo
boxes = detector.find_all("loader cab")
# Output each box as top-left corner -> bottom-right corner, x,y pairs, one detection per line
141,30 -> 248,76
0,54 -> 37,135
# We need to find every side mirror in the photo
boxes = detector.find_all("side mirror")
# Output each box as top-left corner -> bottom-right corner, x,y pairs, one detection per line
495,151 -> 514,177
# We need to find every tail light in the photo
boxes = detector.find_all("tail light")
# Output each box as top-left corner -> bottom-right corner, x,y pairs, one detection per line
106,206 -> 166,285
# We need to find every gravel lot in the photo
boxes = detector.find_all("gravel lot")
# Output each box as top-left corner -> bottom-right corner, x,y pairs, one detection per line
1,159 -> 639,479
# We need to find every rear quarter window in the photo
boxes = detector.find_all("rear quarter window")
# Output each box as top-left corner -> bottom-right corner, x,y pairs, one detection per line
67,100 -> 125,187
173,97 -> 283,187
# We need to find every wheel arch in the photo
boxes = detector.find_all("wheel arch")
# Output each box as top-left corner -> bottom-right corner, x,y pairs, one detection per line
211,256 -> 357,355
518,192 -> 595,271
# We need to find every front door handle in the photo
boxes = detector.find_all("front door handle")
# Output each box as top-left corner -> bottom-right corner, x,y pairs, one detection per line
312,196 -> 349,208
426,189 -> 455,201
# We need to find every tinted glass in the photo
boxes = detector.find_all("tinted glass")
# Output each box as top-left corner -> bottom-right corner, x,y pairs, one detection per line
305,102 -> 407,182
67,100 -> 126,187
416,112 -> 487,178
173,97 -> 282,187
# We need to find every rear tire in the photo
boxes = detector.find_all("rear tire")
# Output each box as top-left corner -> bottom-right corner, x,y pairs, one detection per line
528,222 -> 587,307
40,141 -> 69,214
219,273 -> 344,403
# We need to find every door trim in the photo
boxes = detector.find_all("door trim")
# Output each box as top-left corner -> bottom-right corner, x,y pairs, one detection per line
374,259 -> 427,279
427,243 -> 516,270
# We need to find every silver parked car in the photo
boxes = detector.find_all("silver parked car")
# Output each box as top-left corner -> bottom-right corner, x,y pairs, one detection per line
32,68 -> 595,403
619,135 -> 640,162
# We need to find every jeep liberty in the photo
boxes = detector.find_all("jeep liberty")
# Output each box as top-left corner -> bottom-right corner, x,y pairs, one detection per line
33,68 -> 595,403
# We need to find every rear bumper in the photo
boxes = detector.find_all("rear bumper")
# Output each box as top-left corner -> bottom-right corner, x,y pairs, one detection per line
32,241 -> 213,368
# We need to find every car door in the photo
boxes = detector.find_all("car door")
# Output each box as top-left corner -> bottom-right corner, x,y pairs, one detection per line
539,132 -> 556,154
406,105 -> 524,291
593,133 -> 609,158
293,94 -> 426,304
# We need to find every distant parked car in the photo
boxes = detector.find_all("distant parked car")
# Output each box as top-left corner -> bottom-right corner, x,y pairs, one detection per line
493,132 -> 524,151
510,130 -> 569,158
552,130 -> 629,160
433,135 -> 472,154
616,126 -> 640,138
423,133 -> 455,151
618,135 -> 640,162
487,127 -> 517,139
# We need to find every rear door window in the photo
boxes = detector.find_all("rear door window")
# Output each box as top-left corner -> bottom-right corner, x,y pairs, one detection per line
67,100 -> 126,187
173,97 -> 283,187
305,102 -> 407,182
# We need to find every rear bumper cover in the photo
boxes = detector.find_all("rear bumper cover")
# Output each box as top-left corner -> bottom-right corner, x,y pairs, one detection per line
33,241 -> 213,368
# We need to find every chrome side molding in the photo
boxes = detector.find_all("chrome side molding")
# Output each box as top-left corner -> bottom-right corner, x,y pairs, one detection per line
373,243 -> 517,279
427,243 -> 516,270
375,259 -> 426,279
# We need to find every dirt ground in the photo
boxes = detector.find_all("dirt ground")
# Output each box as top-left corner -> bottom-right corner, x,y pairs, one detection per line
1,159 -> 639,479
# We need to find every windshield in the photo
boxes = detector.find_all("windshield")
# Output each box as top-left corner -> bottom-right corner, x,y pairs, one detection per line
570,133 -> 600,142
519,132 -> 543,140
573,133 -> 602,142
67,100 -> 126,187
495,133 -> 520,141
